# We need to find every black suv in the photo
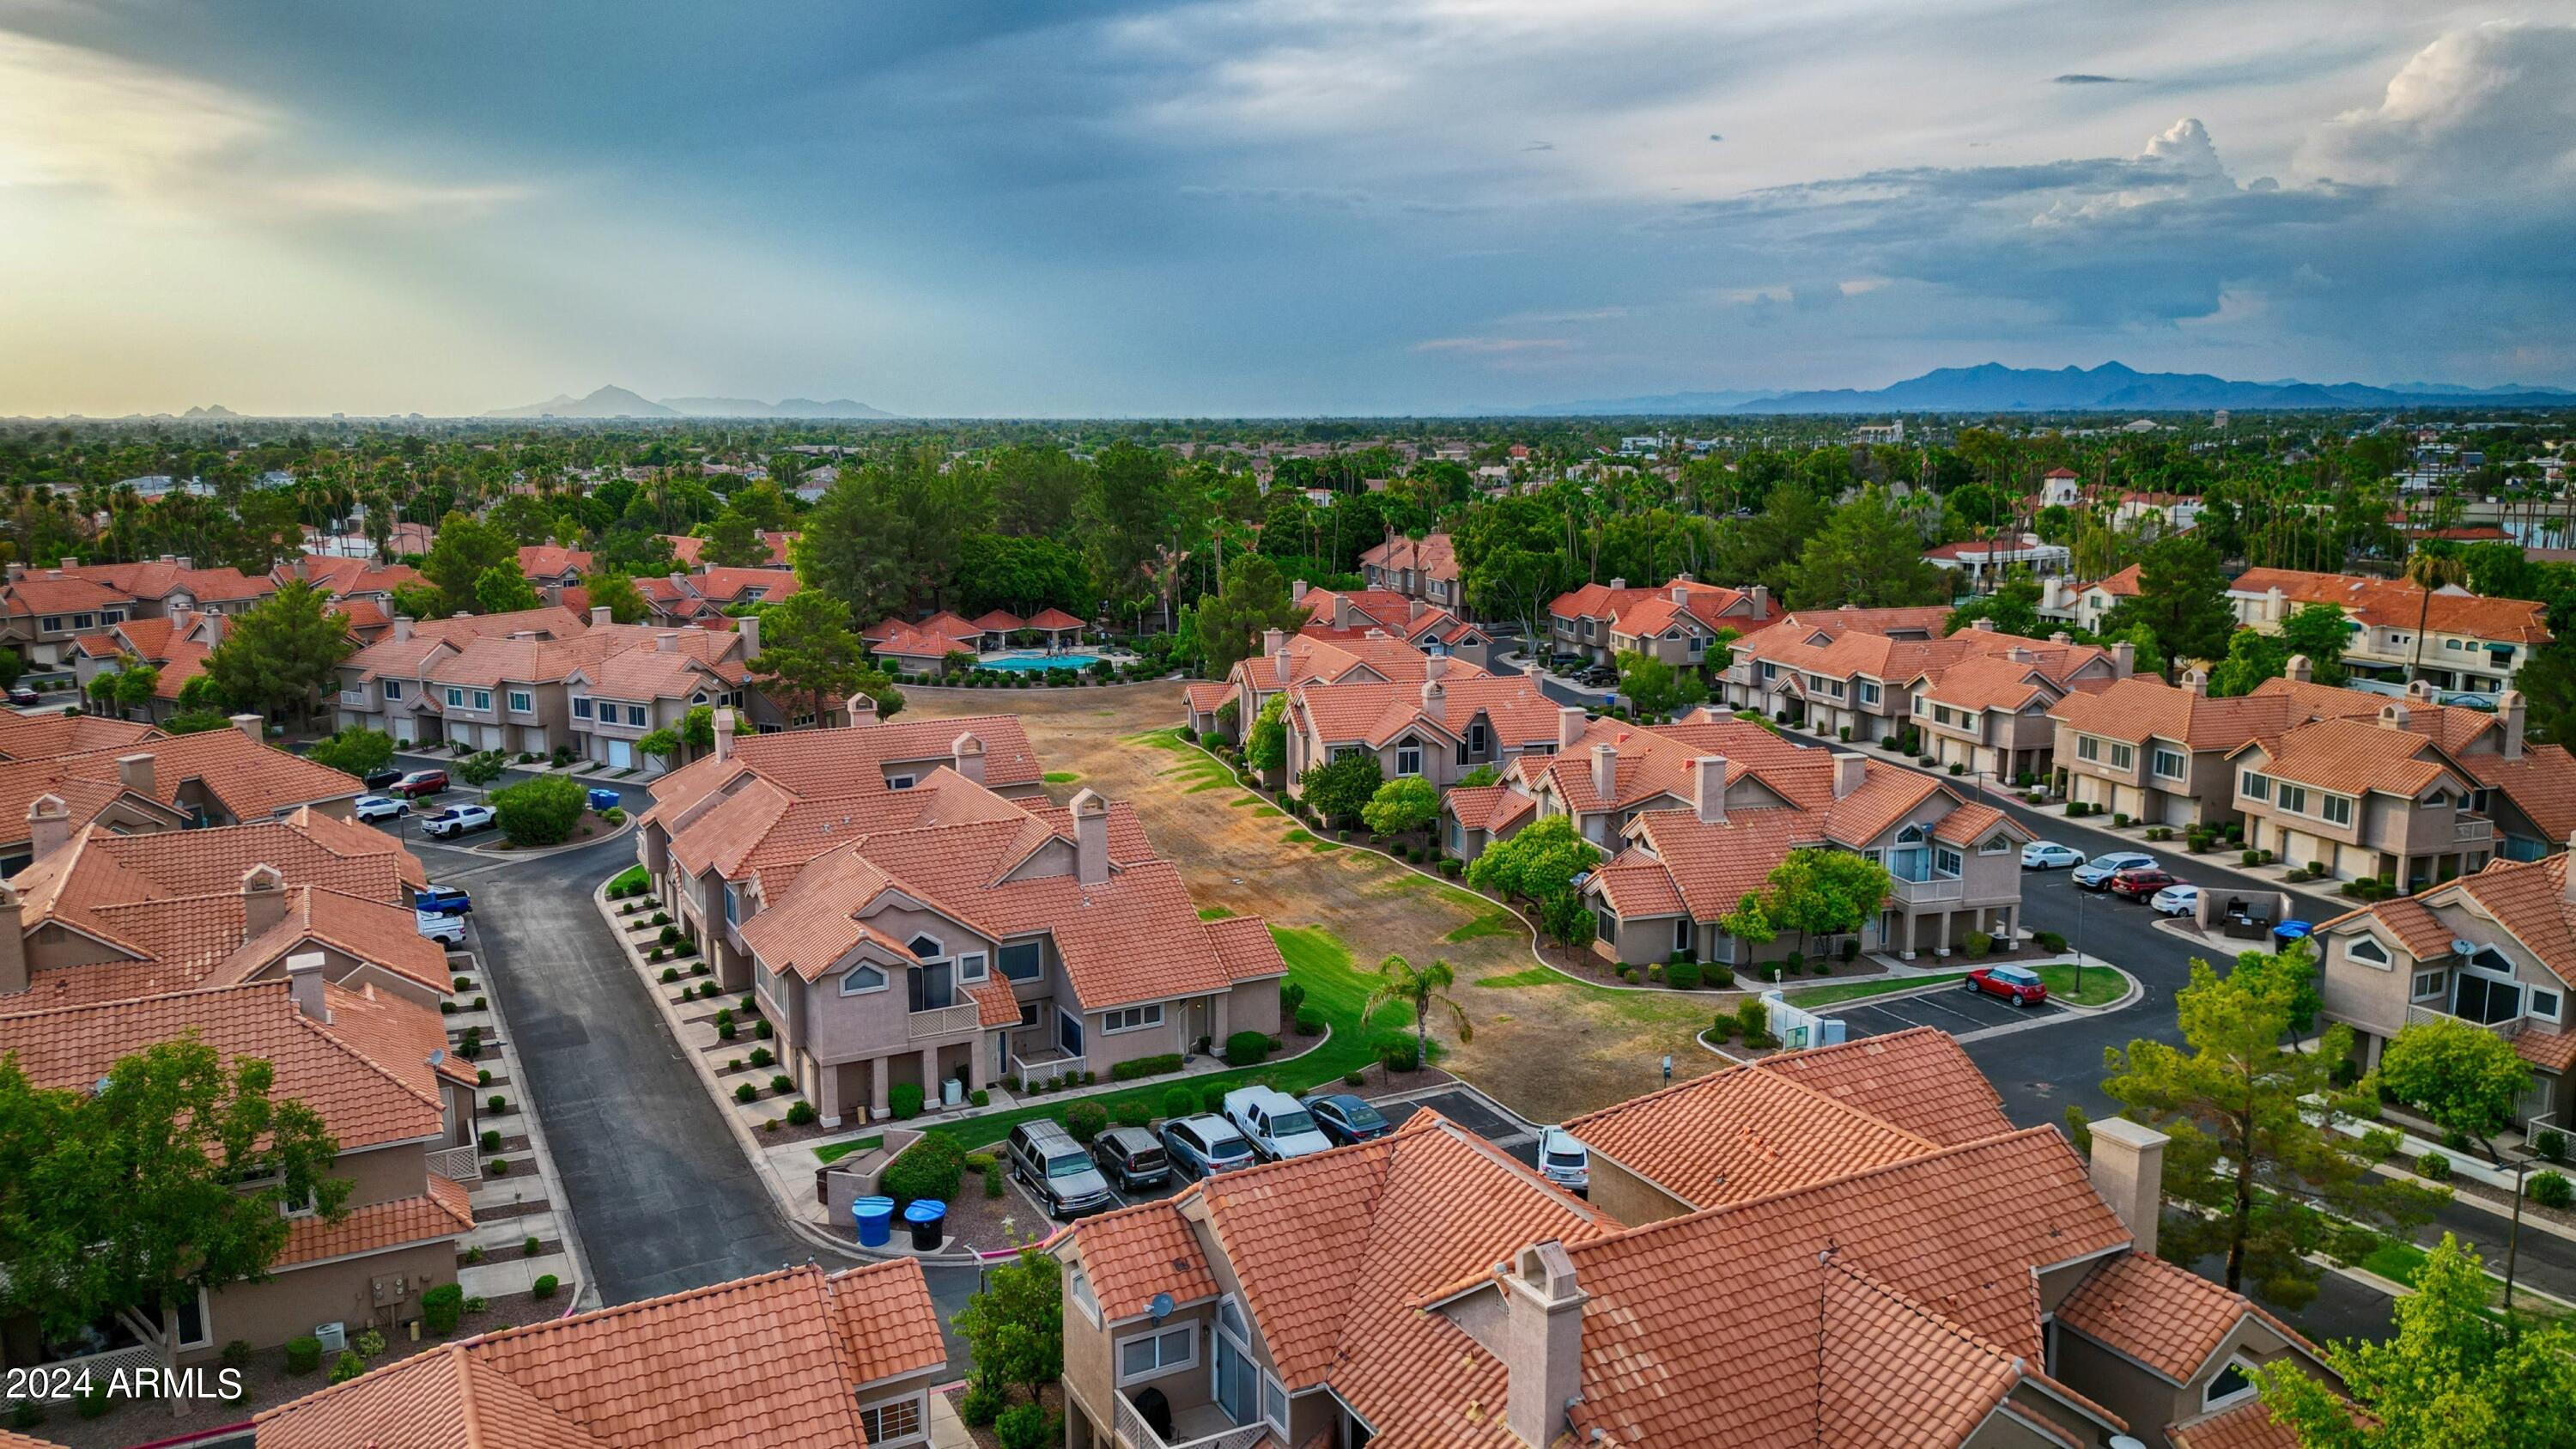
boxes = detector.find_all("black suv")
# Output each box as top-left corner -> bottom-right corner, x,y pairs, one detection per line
1091,1126 -> 1172,1191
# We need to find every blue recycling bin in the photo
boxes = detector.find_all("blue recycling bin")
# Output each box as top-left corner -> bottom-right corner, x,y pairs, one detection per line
586,787 -> 623,813
903,1198 -> 948,1251
853,1196 -> 896,1249
2272,920 -> 2313,949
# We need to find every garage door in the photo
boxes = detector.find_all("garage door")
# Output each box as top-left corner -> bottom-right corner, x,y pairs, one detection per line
392,718 -> 416,744
609,739 -> 632,770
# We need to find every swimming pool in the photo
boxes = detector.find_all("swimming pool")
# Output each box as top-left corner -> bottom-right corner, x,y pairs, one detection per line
981,652 -> 1104,672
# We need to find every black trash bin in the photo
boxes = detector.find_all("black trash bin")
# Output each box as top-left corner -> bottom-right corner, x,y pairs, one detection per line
903,1198 -> 947,1251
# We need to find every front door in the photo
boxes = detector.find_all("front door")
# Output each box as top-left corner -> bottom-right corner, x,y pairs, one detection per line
1058,1008 -> 1084,1058
1188,997 -> 1213,1053
1214,1301 -> 1256,1425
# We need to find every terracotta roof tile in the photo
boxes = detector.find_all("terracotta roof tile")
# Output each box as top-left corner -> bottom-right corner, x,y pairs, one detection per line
1440,783 -> 1534,834
1026,607 -> 1085,630
1066,1201 -> 1222,1320
1747,1027 -> 2017,1147
1206,915 -> 1289,982
2231,567 -> 2551,644
824,1258 -> 948,1385
2459,743 -> 2576,843
2233,716 -> 2465,798
2057,1252 -> 2309,1382
278,1175 -> 475,1266
1289,674 -> 1556,752
2166,1397 -> 2306,1449
0,710 -> 160,760
1563,1056 -> 1944,1209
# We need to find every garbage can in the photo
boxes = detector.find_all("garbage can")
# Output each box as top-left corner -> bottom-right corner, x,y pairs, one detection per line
904,1198 -> 947,1251
2271,920 -> 2312,950
853,1196 -> 896,1249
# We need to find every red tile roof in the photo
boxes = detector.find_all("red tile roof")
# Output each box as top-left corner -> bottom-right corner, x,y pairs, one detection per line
2231,567 -> 2551,645
2057,1251 -> 2314,1383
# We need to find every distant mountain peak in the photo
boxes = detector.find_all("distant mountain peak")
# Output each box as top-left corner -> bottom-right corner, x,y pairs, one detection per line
1510,362 -> 2575,417
489,386 -> 895,420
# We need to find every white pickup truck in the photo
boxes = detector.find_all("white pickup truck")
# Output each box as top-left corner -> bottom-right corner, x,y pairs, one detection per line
419,803 -> 497,839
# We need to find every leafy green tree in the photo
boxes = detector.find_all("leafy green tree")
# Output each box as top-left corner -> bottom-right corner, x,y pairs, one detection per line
486,493 -> 558,545
1298,752 -> 1383,827
1366,953 -> 1470,1069
420,510 -> 518,615
307,726 -> 394,781
1784,487 -> 1947,610
200,580 -> 355,728
2378,1017 -> 2530,1164
1943,577 -> 2043,638
795,470 -> 911,624
162,709 -> 234,734
2103,535 -> 2236,680
635,727 -> 682,764
1455,764 -> 1500,788
582,569 -> 649,625
1244,694 -> 1288,777
2403,552 -> 2470,683
112,662 -> 161,713
1757,847 -> 1890,958
474,563 -> 541,615
1466,815 -> 1601,946
1614,648 -> 1710,718
1719,892 -> 1778,956
992,445 -> 1092,539
1195,555 -> 1307,684
456,749 -> 509,796
1361,776 -> 1439,836
680,704 -> 716,757
0,647 -> 23,691
2207,628 -> 2287,698
490,773 -> 586,846
2278,601 -> 2353,685
749,589 -> 900,725
956,534 -> 1092,618
952,1245 -> 1063,1401
0,1038 -> 349,1402
699,509 -> 768,569
2251,1233 -> 2576,1449
388,581 -> 449,624
2101,947 -> 2442,1307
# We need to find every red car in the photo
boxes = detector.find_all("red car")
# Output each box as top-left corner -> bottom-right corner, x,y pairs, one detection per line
2107,868 -> 2180,901
1964,965 -> 2049,1008
390,769 -> 450,799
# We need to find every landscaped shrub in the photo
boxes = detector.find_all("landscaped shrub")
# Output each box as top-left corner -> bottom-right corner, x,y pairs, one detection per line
1203,1084 -> 1232,1112
329,1350 -> 368,1385
1664,960 -> 1702,989
648,947 -> 665,963
1112,1098 -> 1154,1129
959,1379 -> 1007,1428
882,1132 -> 965,1204
659,924 -> 682,947
2033,930 -> 2067,953
1706,962 -> 1735,987
750,1046 -> 775,1068
1064,1100 -> 1110,1144
1161,1085 -> 1199,1119
969,1088 -> 989,1107
481,1129 -> 501,1152
659,966 -> 678,983
2416,1150 -> 2452,1181
607,864 -> 649,897
532,1274 -> 560,1300
1343,1069 -> 1367,1087
1224,1030 -> 1273,1066
756,1018 -> 773,1038
890,1082 -> 926,1119
785,1101 -> 817,1125
2532,1170 -> 2574,1209
1962,930 -> 1993,957
674,941 -> 698,958
1377,1037 -> 1420,1072
477,1069 -> 491,1087
716,1019 -> 736,1040
1294,1007 -> 1325,1035
2537,1127 -> 2568,1162
523,1235 -> 542,1257
285,1336 -> 323,1374
2357,1127 -> 2403,1162
487,1157 -> 509,1176
770,1075 -> 793,1095
994,1403 -> 1055,1449
1839,939 -> 1861,963
421,1280 -> 465,1334
735,1081 -> 761,1103
1110,1053 -> 1185,1081
2242,849 -> 2263,866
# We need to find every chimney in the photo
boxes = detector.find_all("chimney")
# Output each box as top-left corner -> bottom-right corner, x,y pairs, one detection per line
714,708 -> 738,764
159,553 -> 176,566
24,795 -> 70,863
2050,631 -> 2071,646
1748,584 -> 1769,615
176,556 -> 191,571
286,950 -> 328,1023
540,583 -> 563,606
2087,1117 -> 2169,1257
2111,641 -> 2135,679
591,606 -> 612,628
1273,641 -> 1292,686
1557,705 -> 1586,752
393,615 -> 414,642
845,691 -> 878,728
59,557 -> 77,569
2007,645 -> 2032,664
1692,754 -> 1727,825
240,863 -> 289,941
2407,679 -> 2439,703
1072,788 -> 1110,884
738,612 -> 761,661
951,730 -> 986,783
231,714 -> 263,744
1833,753 -> 1867,801
656,631 -> 679,653
2265,585 -> 2286,622
1425,654 -> 1450,683
114,752 -> 155,797
202,612 -> 225,646
2284,654 -> 2312,684
1292,579 -> 1309,604
1671,582 -> 1691,604
1607,578 -> 1625,591
2564,831 -> 2576,901
0,883 -> 25,996
1420,679 -> 1446,721
2183,668 -> 2208,697
2380,702 -> 2411,732
2501,689 -> 2526,761
666,572 -> 688,596
1970,618 -> 1996,632
1590,742 -> 1616,801
1501,1242 -> 1589,1449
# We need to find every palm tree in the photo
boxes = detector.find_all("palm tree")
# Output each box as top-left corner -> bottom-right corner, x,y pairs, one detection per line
2403,551 -> 2469,684
1365,953 -> 1471,1069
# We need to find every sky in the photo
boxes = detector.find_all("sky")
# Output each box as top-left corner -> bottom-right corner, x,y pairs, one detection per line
3,0 -> 2573,417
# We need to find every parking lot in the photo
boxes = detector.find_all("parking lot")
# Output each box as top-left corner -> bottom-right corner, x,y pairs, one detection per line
1820,977 -> 2070,1042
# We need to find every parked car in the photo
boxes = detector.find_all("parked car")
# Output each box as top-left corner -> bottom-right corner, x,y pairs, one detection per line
2020,842 -> 2086,871
415,907 -> 466,946
1538,1126 -> 1590,1197
1964,964 -> 2049,1008
2106,868 -> 2181,901
1005,1120 -> 1115,1218
2150,883 -> 2200,917
585,787 -> 623,813
1224,1086 -> 1335,1162
1160,1115 -> 1257,1179
415,884 -> 474,916
361,767 -> 404,791
1577,664 -> 1619,688
1090,1126 -> 1172,1191
7,686 -> 41,708
389,769 -> 449,799
2071,851 -> 2157,890
1303,1093 -> 1392,1146
419,803 -> 497,839
353,794 -> 406,822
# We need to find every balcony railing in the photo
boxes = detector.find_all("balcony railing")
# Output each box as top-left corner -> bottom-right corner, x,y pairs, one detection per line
908,1002 -> 981,1041
2456,817 -> 2495,843
1012,1046 -> 1086,1083
2404,1002 -> 2523,1039
338,689 -> 370,707
1888,874 -> 1965,905
1115,1392 -> 1267,1449
426,1144 -> 484,1184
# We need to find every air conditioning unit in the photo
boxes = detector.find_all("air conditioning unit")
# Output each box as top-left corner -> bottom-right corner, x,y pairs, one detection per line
313,1321 -> 347,1353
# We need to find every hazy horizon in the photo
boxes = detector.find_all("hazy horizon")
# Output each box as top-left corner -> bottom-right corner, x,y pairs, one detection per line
6,3 -> 2572,417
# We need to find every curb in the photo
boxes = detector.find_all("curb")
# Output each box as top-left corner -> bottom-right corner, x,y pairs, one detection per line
455,934 -> 602,1318
446,816 -> 635,863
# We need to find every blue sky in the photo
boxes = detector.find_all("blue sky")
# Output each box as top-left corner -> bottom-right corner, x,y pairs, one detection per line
3,1 -> 2571,416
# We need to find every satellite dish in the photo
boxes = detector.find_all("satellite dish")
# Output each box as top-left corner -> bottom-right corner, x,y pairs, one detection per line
2451,939 -> 2476,958
1147,1292 -> 1175,1322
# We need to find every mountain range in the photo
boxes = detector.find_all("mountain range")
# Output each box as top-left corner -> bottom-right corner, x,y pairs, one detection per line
484,385 -> 896,419
1515,362 -> 2576,417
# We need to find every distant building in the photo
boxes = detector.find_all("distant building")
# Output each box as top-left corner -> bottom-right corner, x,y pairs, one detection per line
1854,421 -> 1904,445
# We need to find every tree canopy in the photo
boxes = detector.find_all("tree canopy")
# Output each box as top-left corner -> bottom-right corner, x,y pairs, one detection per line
199,578 -> 355,726
2103,535 -> 2237,679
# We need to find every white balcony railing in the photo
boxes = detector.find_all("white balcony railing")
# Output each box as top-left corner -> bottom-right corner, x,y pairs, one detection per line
908,1002 -> 981,1041
2404,1002 -> 2523,1039
1888,874 -> 1965,905
426,1144 -> 484,1183
338,690 -> 368,707
1012,1048 -> 1086,1083
2456,817 -> 2495,843
1115,1392 -> 1267,1449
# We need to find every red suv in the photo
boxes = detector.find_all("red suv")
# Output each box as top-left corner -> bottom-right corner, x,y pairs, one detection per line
1964,965 -> 2049,1008
2107,868 -> 2179,901
390,769 -> 449,799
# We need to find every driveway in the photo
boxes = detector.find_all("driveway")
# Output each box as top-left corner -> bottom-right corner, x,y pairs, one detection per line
1824,980 -> 2070,1042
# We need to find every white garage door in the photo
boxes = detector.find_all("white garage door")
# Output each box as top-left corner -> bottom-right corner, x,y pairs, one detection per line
609,739 -> 632,770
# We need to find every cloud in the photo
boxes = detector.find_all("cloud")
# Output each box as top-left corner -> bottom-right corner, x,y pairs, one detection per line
1411,336 -> 1571,355
2051,73 -> 2127,84
2299,21 -> 2576,190
1522,140 -> 1555,151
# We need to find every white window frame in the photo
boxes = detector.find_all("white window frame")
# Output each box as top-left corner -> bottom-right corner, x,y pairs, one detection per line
1069,1268 -> 1102,1327
1103,1003 -> 1165,1034
886,772 -> 917,790
1116,1324 -> 1200,1385
446,686 -> 465,708
2345,935 -> 2391,968
840,963 -> 889,996
1263,1371 -> 1291,1435
2280,784 -> 2309,815
1395,741 -> 1423,776
2410,968 -> 2444,1001
2322,794 -> 2354,827
625,703 -> 647,727
2533,986 -> 2565,1024
1673,918 -> 1692,953
858,1393 -> 927,1447
2240,770 -> 2269,802
999,940 -> 1042,982
1858,679 -> 1880,705
472,689 -> 493,712
2109,742 -> 2135,770
507,690 -> 534,715
2076,735 -> 2099,763
571,695 -> 591,719
2203,1357 -> 2258,1410
2152,748 -> 2186,780
382,679 -> 405,701
958,950 -> 989,983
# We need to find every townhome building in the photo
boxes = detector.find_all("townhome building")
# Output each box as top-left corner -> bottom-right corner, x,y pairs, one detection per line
57,556 -> 279,622
666,528 -> 799,569
2229,701 -> 2500,888
276,552 -> 427,610
1722,607 -> 2100,746
0,709 -> 159,760
1208,630 -> 1471,751
333,606 -> 594,743
0,720 -> 365,874
1279,662 -> 1561,794
1357,531 -> 1460,606
1056,1028 -> 2336,1449
1910,636 -> 2123,782
635,568 -> 799,625
1575,726 -> 2029,963
2317,851 -> 2576,1128
1293,583 -> 1492,667
0,569 -> 136,668
0,973 -> 476,1376
643,709 -> 1282,1125
1546,575 -> 1777,667
67,609 -> 222,723
254,1261 -> 944,1449
563,625 -> 756,769
2227,566 -> 2552,693
516,544 -> 594,589
2039,564 -> 2142,635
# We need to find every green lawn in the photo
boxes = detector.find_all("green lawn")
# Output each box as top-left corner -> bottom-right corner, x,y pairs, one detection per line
1785,972 -> 1969,1008
1473,967 -> 1561,989
932,924 -> 1413,1151
1197,906 -> 1235,921
1042,770 -> 1082,785
812,1134 -> 885,1165
2037,961 -> 2127,1007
